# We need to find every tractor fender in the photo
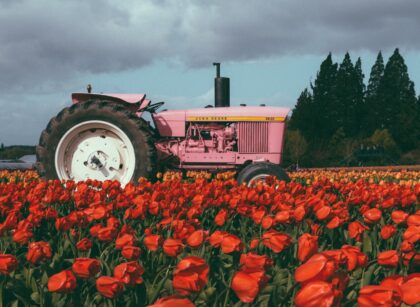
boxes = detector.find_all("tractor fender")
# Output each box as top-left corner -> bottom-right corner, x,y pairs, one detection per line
71,93 -> 150,115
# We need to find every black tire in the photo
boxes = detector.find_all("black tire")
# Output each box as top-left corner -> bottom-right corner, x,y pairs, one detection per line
237,162 -> 290,185
36,100 -> 157,183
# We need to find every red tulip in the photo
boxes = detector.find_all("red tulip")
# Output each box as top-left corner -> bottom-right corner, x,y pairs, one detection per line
231,269 -> 268,303
363,208 -> 382,224
391,210 -> 409,225
377,250 -> 399,267
76,238 -> 92,251
262,230 -> 292,253
403,225 -> 420,243
12,229 -> 33,245
315,206 -> 331,221
214,209 -> 228,226
48,270 -> 77,293
348,221 -> 368,241
163,238 -> 184,257
295,281 -> 341,307
401,273 -> 420,305
113,261 -> 144,287
261,216 -> 273,229
380,225 -> 397,240
186,229 -> 208,248
209,231 -> 243,254
0,254 -> 18,275
274,210 -> 291,224
97,226 -> 118,242
358,285 -> 401,307
72,258 -> 101,279
380,275 -> 404,296
27,241 -> 52,264
115,233 -> 136,250
407,214 -> 420,226
144,234 -> 162,252
96,276 -> 123,298
148,295 -> 195,307
340,245 -> 368,271
173,256 -> 209,295
298,233 -> 318,262
295,253 -> 337,284
239,253 -> 273,270
121,246 -> 142,260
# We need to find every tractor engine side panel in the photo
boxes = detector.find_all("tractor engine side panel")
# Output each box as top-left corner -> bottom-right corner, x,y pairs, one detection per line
153,110 -> 186,137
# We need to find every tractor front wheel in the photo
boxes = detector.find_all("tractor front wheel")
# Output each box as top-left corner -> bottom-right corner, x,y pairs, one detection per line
36,100 -> 156,185
237,162 -> 290,186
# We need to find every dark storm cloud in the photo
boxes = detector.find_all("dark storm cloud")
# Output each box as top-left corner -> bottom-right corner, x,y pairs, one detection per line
1,0 -> 420,91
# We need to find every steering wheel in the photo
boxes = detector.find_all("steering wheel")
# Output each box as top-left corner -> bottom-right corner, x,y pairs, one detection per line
139,101 -> 165,113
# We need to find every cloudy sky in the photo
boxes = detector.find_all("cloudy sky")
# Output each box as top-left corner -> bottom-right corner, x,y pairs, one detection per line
1,0 -> 419,145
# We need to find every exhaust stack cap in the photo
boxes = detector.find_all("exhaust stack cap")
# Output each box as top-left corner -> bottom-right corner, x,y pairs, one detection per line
213,63 -> 230,108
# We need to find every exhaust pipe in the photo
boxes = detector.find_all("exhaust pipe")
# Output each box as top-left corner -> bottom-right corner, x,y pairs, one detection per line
213,63 -> 230,108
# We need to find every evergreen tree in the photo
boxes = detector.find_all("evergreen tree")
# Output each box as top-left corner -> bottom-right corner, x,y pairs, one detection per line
289,88 -> 314,139
364,51 -> 385,134
366,52 -> 384,98
335,53 -> 364,137
355,58 -> 365,93
376,48 -> 418,151
311,53 -> 338,139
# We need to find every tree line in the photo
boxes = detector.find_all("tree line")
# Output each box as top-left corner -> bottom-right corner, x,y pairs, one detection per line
285,48 -> 420,167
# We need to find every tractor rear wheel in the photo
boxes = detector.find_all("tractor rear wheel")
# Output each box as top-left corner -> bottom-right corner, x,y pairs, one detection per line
237,162 -> 290,186
36,100 -> 156,185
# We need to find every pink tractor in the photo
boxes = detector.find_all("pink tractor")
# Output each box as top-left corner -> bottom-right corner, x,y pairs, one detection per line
36,64 -> 290,185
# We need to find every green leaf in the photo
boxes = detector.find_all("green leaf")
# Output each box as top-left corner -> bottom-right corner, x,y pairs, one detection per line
31,292 -> 40,304
362,232 -> 372,254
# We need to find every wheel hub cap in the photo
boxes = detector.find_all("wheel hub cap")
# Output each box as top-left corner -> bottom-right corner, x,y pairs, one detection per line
55,121 -> 136,185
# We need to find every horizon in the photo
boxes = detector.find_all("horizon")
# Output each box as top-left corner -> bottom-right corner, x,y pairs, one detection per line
1,1 -> 420,145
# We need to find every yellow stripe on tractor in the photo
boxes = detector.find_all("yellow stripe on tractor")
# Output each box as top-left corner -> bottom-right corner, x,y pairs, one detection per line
186,116 -> 285,122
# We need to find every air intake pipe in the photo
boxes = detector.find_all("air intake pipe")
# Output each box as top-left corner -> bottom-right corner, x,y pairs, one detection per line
213,63 -> 230,108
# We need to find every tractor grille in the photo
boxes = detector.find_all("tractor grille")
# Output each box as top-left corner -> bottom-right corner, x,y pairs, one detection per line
237,122 -> 269,153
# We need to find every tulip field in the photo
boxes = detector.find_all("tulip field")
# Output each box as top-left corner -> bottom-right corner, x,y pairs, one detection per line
0,169 -> 419,306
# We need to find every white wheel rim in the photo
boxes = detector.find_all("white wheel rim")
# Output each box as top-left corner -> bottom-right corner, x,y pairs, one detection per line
247,174 -> 269,187
55,120 -> 136,185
